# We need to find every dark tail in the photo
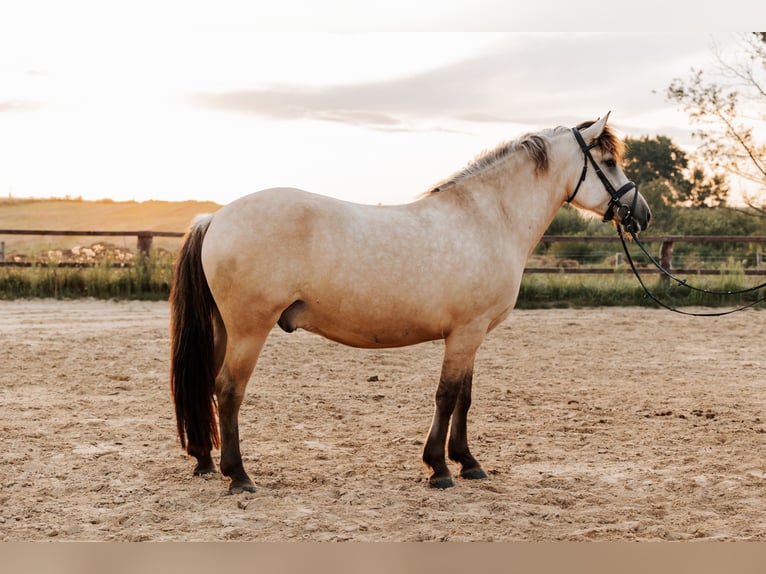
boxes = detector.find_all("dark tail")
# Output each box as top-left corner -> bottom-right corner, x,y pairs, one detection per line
170,215 -> 220,456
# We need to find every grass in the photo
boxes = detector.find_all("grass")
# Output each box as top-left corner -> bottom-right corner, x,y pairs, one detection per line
517,266 -> 766,310
0,253 -> 174,300
517,272 -> 649,309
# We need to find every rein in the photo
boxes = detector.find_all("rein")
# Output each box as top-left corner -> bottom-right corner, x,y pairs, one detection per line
617,225 -> 766,317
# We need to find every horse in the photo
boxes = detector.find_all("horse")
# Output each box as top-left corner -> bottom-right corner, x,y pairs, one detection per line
170,113 -> 651,493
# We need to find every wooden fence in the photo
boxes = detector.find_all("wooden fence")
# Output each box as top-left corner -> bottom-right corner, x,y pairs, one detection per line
0,229 -> 184,265
533,235 -> 766,276
1,230 -> 766,274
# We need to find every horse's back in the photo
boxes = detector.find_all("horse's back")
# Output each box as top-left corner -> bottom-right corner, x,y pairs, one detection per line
204,186 -> 435,265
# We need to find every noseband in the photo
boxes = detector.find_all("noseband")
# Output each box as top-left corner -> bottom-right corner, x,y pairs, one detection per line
567,127 -> 639,231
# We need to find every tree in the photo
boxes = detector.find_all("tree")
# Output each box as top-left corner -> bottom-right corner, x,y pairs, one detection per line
667,33 -> 766,210
623,135 -> 688,194
623,135 -> 729,208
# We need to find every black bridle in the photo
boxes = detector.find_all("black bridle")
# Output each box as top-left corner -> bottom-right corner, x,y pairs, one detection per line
568,127 -> 639,232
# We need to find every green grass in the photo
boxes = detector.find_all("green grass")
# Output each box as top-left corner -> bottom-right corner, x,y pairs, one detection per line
0,253 -> 173,300
517,267 -> 766,310
517,273 -> 647,308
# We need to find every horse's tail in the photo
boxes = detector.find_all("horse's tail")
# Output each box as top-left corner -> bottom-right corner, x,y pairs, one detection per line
169,214 -> 220,456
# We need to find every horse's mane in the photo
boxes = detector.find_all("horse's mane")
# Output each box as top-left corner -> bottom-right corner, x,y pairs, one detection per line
425,121 -> 623,196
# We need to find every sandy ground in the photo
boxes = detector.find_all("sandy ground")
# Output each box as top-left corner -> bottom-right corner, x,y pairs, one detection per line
1,299 -> 765,541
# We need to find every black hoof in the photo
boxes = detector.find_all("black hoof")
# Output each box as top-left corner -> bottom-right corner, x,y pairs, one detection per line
461,467 -> 488,480
193,460 -> 217,475
229,480 -> 256,494
429,475 -> 456,489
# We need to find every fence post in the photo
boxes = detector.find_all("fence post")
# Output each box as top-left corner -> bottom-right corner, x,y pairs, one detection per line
136,232 -> 153,255
0,241 -> 4,263
659,240 -> 674,287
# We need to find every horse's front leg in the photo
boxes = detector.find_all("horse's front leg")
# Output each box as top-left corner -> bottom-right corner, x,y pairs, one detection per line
423,375 -> 463,488
422,328 -> 485,488
447,372 -> 488,480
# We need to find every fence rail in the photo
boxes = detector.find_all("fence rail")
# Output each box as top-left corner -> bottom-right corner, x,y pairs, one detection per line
539,235 -> 766,243
0,229 -> 185,264
2,230 -> 766,273
536,235 -> 766,276
525,267 -> 766,276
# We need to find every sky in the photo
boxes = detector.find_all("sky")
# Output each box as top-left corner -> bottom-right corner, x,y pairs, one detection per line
1,1 -> 764,207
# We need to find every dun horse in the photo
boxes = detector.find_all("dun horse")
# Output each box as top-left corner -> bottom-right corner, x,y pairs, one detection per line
170,114 -> 651,493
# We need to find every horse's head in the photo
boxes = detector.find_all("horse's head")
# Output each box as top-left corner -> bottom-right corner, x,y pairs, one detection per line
566,113 -> 651,234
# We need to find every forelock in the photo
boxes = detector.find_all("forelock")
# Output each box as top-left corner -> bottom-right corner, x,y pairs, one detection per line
575,120 -> 624,162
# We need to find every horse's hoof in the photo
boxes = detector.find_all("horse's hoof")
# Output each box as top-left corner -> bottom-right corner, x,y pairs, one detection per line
461,467 -> 488,480
429,476 -> 455,489
229,481 -> 256,494
193,462 -> 217,476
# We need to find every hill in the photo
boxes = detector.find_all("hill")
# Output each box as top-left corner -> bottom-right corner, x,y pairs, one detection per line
0,197 -> 223,256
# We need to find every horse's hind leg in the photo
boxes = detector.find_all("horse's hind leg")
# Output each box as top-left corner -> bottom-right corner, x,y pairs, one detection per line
216,329 -> 269,494
192,308 -> 228,477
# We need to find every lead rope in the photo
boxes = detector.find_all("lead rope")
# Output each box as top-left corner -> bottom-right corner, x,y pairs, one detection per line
618,225 -> 766,317
627,228 -> 766,295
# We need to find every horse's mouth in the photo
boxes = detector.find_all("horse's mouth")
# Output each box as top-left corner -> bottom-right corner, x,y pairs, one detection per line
615,204 -> 651,235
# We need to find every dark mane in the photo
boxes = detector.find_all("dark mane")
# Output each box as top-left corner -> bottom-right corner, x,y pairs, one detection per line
426,131 -> 554,195
425,120 -> 623,196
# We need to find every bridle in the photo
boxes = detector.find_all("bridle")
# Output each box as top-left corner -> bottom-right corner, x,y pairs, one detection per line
567,127 -> 639,232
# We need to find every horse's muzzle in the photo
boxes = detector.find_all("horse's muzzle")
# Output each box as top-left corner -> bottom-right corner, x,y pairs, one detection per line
609,187 -> 651,234
623,197 -> 652,233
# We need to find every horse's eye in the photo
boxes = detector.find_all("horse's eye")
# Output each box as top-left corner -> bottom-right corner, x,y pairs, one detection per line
604,158 -> 617,168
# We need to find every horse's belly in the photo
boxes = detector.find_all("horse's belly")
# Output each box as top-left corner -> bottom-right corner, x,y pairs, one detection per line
282,300 -> 442,348
309,324 -> 441,349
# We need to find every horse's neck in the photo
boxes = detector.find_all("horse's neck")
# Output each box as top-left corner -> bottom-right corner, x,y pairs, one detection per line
450,154 -> 566,250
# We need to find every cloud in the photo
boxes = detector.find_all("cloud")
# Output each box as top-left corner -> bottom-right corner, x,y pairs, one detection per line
0,99 -> 41,112
192,34 -> 717,131
195,88 -> 403,126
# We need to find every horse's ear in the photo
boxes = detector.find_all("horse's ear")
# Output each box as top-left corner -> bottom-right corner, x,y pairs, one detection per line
580,112 -> 611,144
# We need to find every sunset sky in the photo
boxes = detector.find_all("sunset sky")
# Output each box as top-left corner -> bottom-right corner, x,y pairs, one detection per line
1,1 -> 763,206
